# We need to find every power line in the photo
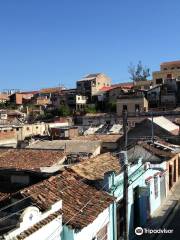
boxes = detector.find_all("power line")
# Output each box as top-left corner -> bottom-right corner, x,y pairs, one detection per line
0,174 -> 89,220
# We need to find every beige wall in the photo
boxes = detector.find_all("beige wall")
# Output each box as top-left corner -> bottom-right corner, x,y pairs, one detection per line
134,80 -> 153,90
77,74 -> 111,98
17,123 -> 47,140
117,97 -> 148,116
93,74 -> 111,93
153,69 -> 180,85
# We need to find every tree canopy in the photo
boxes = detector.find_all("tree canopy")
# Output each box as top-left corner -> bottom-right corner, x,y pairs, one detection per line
128,61 -> 150,82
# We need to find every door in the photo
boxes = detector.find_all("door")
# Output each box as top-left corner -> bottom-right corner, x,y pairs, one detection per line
160,174 -> 166,203
117,200 -> 124,240
169,164 -> 173,189
174,160 -> 177,182
133,186 -> 140,229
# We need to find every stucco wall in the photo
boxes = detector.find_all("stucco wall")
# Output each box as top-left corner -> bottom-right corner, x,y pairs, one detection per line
74,208 -> 110,240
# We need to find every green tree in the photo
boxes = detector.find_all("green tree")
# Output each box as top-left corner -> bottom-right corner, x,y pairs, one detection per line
58,105 -> 71,117
128,61 -> 150,82
84,105 -> 97,114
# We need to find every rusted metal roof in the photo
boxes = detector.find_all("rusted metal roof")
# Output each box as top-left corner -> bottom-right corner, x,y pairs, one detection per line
70,152 -> 121,180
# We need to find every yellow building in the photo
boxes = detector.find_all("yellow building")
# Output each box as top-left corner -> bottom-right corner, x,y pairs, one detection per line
153,60 -> 180,85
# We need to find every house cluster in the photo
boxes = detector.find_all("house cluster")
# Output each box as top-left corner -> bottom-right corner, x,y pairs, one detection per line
0,111 -> 179,239
1,60 -> 180,117
0,60 -> 180,239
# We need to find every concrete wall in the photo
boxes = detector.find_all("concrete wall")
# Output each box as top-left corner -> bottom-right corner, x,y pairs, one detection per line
4,201 -> 62,240
62,208 -> 110,240
17,123 -> 47,140
0,128 -> 17,147
153,69 -> 180,85
117,97 -> 148,116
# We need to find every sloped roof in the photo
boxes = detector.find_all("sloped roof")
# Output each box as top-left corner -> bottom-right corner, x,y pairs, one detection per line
0,149 -> 66,171
18,171 -> 114,229
99,86 -> 113,92
16,210 -> 62,240
73,134 -> 122,143
161,60 -> 180,67
138,141 -> 175,158
148,116 -> 179,135
85,73 -> 101,78
0,192 -> 11,201
39,87 -> 63,94
27,140 -> 101,154
0,94 -> 9,100
70,152 -> 121,180
112,82 -> 133,89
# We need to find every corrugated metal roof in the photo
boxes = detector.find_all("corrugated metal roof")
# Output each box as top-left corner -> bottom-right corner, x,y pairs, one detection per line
148,116 -> 179,133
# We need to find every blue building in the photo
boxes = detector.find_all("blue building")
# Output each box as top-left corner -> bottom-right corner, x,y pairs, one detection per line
70,152 -> 164,240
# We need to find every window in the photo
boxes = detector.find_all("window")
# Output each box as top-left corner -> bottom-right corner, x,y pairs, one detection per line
123,105 -> 127,110
36,126 -> 38,129
156,78 -> 163,84
167,74 -> 172,79
163,68 -> 167,70
171,67 -> 175,70
92,81 -> 96,86
135,104 -> 140,111
154,176 -> 158,199
27,127 -> 30,131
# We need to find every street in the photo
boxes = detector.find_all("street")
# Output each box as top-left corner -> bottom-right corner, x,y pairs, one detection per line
157,203 -> 180,240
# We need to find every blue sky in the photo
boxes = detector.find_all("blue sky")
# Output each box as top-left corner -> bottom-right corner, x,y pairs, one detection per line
0,0 -> 180,91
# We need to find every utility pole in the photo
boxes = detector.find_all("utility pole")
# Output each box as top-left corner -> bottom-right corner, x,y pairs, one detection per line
151,111 -> 154,144
121,110 -> 129,240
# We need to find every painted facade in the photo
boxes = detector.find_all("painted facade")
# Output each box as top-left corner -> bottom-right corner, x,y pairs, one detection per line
61,208 -> 110,240
102,160 -> 164,240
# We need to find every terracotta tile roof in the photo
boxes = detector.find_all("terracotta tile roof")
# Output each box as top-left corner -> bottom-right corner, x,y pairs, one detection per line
138,141 -> 175,158
112,82 -> 133,89
70,152 -> 121,180
161,60 -> 180,67
39,87 -> 63,94
16,209 -> 62,240
72,134 -> 122,143
0,94 -> 9,100
0,149 -> 66,171
0,192 -> 11,201
18,171 -> 114,229
99,86 -> 114,92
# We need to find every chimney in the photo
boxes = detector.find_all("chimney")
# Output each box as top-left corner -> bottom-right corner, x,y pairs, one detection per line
103,171 -> 115,192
